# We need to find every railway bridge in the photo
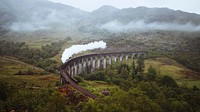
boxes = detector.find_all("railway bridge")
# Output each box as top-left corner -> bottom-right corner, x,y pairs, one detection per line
60,51 -> 146,99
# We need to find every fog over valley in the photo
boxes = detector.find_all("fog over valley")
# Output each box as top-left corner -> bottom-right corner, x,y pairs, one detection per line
99,20 -> 200,32
1,1 -> 200,112
1,0 -> 200,33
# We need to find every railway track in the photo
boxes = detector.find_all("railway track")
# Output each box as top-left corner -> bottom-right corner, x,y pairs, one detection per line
60,69 -> 97,99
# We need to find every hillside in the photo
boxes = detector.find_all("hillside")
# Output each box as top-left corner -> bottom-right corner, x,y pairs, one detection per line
144,57 -> 200,88
0,56 -> 44,75
0,0 -> 88,32
65,56 -> 200,112
0,0 -> 200,33
0,0 -> 200,111
81,6 -> 200,32
0,56 -> 58,87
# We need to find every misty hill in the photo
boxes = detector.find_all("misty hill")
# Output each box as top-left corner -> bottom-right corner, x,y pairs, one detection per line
90,6 -> 200,24
0,0 -> 200,33
81,6 -> 200,32
0,0 -> 88,32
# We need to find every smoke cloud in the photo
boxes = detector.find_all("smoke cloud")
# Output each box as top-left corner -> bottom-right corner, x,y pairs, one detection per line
99,20 -> 200,32
61,41 -> 107,63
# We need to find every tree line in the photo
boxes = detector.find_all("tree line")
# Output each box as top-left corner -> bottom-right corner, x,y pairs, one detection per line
1,55 -> 200,111
76,55 -> 200,112
0,37 -> 71,73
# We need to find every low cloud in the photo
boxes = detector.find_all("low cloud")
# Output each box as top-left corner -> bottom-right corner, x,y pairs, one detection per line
6,9 -> 79,32
7,22 -> 50,32
2,0 -> 80,32
99,20 -> 200,32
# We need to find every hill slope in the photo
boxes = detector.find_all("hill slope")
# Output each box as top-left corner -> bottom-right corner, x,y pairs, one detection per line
144,57 -> 200,88
0,56 -> 58,87
0,0 -> 200,33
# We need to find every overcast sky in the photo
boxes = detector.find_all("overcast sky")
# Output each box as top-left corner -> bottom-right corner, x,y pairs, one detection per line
48,0 -> 200,14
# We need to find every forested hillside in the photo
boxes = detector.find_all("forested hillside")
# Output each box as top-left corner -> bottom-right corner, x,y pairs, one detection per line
0,0 -> 200,111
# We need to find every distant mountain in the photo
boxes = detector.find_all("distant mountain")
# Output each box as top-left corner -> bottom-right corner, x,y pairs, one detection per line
0,0 -> 88,32
80,6 -> 200,32
0,0 -> 200,33
113,6 -> 200,24
92,5 -> 119,16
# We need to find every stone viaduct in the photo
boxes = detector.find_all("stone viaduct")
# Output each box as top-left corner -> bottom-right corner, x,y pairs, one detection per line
60,51 -> 146,98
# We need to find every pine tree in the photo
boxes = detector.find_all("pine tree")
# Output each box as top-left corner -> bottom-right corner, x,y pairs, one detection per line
147,65 -> 156,81
137,55 -> 144,73
132,60 -> 135,71
132,60 -> 137,79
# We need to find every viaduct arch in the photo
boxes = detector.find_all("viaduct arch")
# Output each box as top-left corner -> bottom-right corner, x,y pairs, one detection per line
60,52 -> 146,99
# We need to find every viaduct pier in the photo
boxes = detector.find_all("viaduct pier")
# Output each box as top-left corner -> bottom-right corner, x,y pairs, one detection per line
60,51 -> 146,99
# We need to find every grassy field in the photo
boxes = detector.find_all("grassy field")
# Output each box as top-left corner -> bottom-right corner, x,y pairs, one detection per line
80,80 -> 119,96
0,74 -> 59,88
0,30 -> 98,49
0,31 -> 68,48
0,56 -> 45,75
0,56 -> 59,88
144,57 -> 200,88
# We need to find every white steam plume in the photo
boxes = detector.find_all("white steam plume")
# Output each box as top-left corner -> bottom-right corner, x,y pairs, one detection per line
61,41 -> 107,63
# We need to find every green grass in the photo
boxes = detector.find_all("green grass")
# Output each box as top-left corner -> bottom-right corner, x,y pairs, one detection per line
0,56 -> 59,88
0,31 -> 67,48
0,74 -> 59,88
80,80 -> 119,96
0,56 -> 45,75
144,57 -> 200,88
177,80 -> 200,88
0,30 -> 97,49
